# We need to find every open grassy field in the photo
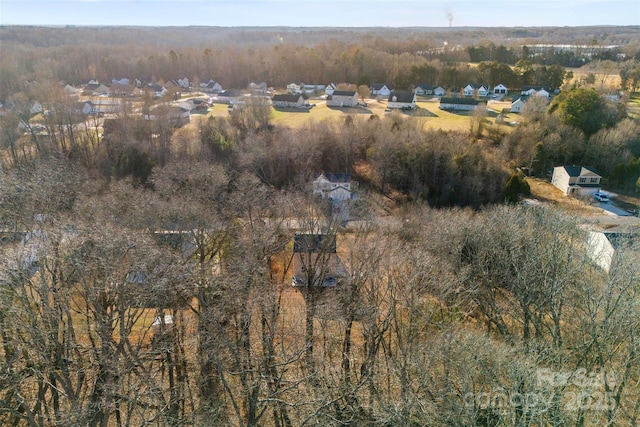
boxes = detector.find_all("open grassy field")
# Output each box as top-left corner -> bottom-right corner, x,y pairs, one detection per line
628,92 -> 640,119
200,96 -> 522,133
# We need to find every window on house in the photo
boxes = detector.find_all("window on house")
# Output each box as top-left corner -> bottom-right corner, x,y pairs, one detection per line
579,177 -> 586,183
590,178 -> 598,183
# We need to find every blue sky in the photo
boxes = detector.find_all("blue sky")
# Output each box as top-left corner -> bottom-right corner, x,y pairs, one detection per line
1,0 -> 638,27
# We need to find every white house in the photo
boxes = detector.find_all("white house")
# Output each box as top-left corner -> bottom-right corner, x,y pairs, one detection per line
387,91 -> 417,109
272,93 -> 309,108
80,101 -> 97,115
29,101 -> 43,115
326,90 -> 358,107
145,104 -> 190,125
510,97 -> 527,113
249,81 -> 268,94
413,84 -> 434,96
370,83 -> 394,97
111,78 -> 130,85
587,230 -> 637,272
433,86 -> 447,97
325,83 -> 337,96
146,84 -> 168,98
201,80 -> 223,94
521,86 -> 550,98
303,84 -> 325,94
217,89 -> 245,105
63,85 -> 80,98
493,83 -> 508,94
172,77 -> 190,89
551,166 -> 601,196
92,99 -> 121,114
313,173 -> 352,200
287,82 -> 304,94
463,84 -> 490,97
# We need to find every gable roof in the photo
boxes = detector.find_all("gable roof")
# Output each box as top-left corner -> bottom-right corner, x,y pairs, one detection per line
522,86 -> 550,92
388,91 -> 415,103
316,173 -> 350,183
440,97 -> 485,105
371,83 -> 393,90
331,90 -> 357,97
561,166 -> 600,178
272,94 -> 303,103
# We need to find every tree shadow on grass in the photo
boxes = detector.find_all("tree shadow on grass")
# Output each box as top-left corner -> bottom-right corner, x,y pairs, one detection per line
273,107 -> 311,113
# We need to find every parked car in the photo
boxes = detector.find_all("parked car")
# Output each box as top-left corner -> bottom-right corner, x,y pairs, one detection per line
594,193 -> 610,202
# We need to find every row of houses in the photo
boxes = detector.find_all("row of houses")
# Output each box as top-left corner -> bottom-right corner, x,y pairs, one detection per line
273,90 -> 418,110
292,80 -> 556,101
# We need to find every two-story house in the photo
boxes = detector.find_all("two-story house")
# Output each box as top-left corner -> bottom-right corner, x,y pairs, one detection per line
291,233 -> 346,288
387,91 -> 417,109
326,90 -> 358,107
551,166 -> 601,196
370,83 -> 394,98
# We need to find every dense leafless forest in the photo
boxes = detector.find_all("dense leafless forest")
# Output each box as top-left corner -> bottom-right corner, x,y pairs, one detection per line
1,25 -> 640,426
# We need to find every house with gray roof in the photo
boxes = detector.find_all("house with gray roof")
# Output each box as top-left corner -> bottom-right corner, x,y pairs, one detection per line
326,90 -> 358,107
387,91 -> 417,109
551,166 -> 602,196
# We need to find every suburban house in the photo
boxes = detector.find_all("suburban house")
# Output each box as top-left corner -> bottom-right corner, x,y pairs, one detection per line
587,230 -> 638,272
145,104 -> 190,125
171,77 -> 191,89
303,84 -> 325,94
63,84 -> 80,98
370,83 -> 394,97
287,82 -> 304,94
29,101 -> 43,115
388,91 -> 417,109
83,83 -> 110,96
325,83 -> 337,96
272,93 -> 310,108
439,97 -> 486,111
81,78 -> 99,86
200,80 -> 223,94
433,86 -> 447,96
326,90 -> 358,107
413,84 -> 434,96
110,84 -> 142,97
521,86 -> 550,98
313,173 -> 352,200
551,166 -> 602,196
249,81 -> 268,94
79,101 -> 97,115
463,84 -> 490,97
313,173 -> 353,222
217,89 -> 245,105
111,78 -> 130,85
291,233 -> 346,287
184,97 -> 212,111
493,83 -> 508,94
510,97 -> 527,113
91,99 -> 121,114
145,84 -> 168,98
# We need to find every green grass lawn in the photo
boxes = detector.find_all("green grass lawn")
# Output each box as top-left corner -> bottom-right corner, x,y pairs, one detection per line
628,92 -> 640,119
